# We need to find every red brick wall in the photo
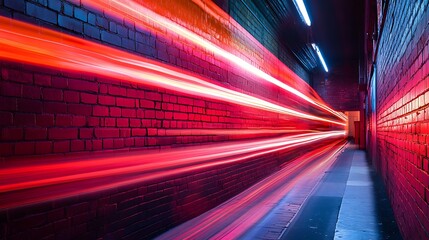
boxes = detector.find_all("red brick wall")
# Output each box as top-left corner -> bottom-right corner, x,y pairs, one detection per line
369,1 -> 429,239
0,0 -> 316,158
1,62 -> 301,157
313,66 -> 360,112
0,140 -> 334,239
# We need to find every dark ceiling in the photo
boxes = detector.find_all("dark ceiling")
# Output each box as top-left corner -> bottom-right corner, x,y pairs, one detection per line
216,0 -> 364,80
253,0 -> 364,77
307,0 -> 364,72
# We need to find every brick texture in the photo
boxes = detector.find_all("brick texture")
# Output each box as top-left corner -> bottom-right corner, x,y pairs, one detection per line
228,0 -> 311,83
0,141 -> 331,239
369,1 -> 429,239
313,67 -> 360,111
0,0 -> 315,158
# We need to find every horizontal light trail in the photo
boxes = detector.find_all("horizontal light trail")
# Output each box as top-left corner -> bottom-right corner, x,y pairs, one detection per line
0,16 -> 345,126
157,140 -> 346,239
214,143 -> 344,239
81,0 -> 347,122
0,131 -> 344,190
0,131 -> 344,209
161,128 -> 314,136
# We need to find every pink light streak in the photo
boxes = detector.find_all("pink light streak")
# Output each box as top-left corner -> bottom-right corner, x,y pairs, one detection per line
0,131 -> 345,209
81,0 -> 347,122
0,0 -> 349,214
157,140 -> 346,239
161,128 -> 314,136
0,16 -> 345,126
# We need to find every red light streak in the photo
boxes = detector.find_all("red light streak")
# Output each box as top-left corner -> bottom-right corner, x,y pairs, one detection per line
0,131 -> 344,209
162,128 -> 313,136
0,16 -> 345,126
0,0 -> 348,217
157,140 -> 346,239
82,0 -> 347,122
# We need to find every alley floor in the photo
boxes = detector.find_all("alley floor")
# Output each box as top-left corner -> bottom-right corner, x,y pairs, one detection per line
158,144 -> 402,240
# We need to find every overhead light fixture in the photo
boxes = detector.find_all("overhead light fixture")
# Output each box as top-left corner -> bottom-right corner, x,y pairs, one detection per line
293,0 -> 311,26
312,43 -> 329,72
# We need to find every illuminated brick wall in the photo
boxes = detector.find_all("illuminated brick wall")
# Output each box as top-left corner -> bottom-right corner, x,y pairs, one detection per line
369,1 -> 429,239
0,0 -> 318,157
0,0 -> 344,239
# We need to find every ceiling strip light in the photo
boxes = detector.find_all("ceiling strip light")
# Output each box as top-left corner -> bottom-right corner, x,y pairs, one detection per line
312,43 -> 329,72
293,0 -> 311,26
